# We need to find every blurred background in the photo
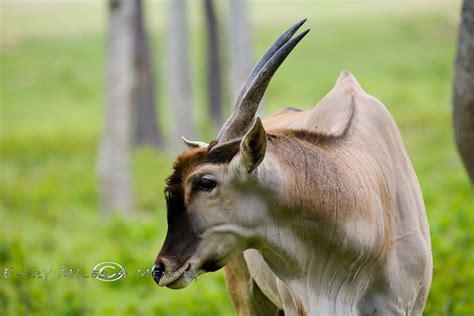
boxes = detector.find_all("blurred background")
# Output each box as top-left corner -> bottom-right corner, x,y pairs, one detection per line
1,0 -> 473,315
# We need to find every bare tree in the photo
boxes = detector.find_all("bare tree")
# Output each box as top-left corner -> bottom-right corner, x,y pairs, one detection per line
166,0 -> 196,152
133,0 -> 162,148
453,0 -> 474,184
228,0 -> 254,111
97,0 -> 137,217
204,0 -> 223,126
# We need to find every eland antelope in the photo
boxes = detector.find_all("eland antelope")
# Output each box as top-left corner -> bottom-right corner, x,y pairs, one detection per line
153,19 -> 432,315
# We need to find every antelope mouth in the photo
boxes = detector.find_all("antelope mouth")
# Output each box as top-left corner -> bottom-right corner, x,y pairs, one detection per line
159,261 -> 204,289
158,256 -> 226,289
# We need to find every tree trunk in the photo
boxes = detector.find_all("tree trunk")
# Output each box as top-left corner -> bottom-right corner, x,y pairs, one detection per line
229,0 -> 257,112
133,0 -> 162,148
97,0 -> 136,217
453,0 -> 474,184
166,0 -> 196,152
204,0 -> 223,127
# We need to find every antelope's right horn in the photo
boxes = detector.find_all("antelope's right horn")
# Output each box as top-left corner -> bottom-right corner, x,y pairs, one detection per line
214,19 -> 310,145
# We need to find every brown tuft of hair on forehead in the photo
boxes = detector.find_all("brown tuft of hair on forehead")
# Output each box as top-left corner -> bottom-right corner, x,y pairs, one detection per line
164,141 -> 240,216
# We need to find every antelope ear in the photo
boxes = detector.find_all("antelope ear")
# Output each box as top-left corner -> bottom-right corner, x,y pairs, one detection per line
239,117 -> 267,173
181,136 -> 208,149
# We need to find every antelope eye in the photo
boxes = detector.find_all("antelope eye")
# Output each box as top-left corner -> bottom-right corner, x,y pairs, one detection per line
194,176 -> 217,192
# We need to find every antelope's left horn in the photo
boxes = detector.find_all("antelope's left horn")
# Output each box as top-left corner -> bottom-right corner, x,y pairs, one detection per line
181,136 -> 208,149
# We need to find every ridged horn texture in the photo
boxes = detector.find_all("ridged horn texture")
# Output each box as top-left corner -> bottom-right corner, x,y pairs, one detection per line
214,19 -> 309,145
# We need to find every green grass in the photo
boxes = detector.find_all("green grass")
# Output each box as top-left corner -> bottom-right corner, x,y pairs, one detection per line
1,1 -> 472,315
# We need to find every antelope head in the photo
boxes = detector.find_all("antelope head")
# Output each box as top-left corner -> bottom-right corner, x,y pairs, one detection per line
153,20 -> 309,289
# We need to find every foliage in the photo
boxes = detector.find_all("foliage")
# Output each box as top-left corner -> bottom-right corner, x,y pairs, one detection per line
1,1 -> 472,315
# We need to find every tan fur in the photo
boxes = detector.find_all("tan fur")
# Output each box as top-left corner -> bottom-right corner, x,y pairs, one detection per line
224,255 -> 279,316
225,72 -> 431,315
297,299 -> 308,316
159,71 -> 432,315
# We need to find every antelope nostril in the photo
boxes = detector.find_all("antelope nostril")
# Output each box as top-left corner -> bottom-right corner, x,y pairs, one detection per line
152,263 -> 165,285
185,263 -> 191,272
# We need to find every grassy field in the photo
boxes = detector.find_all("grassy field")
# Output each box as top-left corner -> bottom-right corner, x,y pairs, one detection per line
1,0 -> 473,315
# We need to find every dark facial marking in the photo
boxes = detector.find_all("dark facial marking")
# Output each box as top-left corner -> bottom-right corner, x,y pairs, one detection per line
159,143 -> 240,265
